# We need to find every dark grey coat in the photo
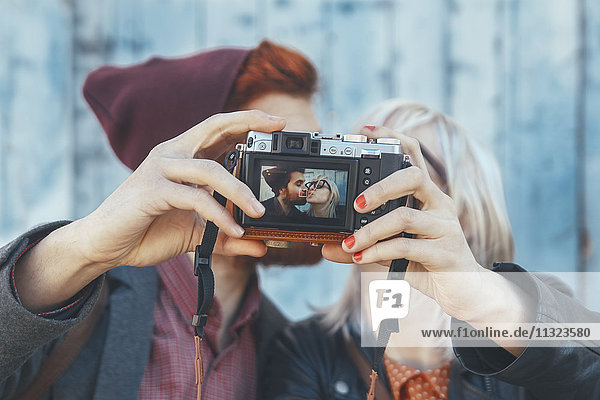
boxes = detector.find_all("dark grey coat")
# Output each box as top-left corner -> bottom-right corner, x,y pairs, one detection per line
0,222 -> 287,400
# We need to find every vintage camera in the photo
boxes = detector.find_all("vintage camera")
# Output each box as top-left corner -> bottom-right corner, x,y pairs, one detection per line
231,131 -> 410,244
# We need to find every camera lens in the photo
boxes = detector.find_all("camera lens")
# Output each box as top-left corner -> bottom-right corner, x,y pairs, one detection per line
286,137 -> 304,150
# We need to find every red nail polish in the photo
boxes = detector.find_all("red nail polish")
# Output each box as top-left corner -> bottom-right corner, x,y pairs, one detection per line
356,194 -> 367,209
344,235 -> 355,249
364,125 -> 376,131
353,251 -> 363,262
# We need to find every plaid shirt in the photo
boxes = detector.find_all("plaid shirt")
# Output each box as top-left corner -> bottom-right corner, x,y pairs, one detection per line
138,254 -> 259,400
11,245 -> 259,399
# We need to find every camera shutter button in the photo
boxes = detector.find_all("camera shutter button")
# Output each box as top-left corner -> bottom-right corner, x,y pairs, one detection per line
343,134 -> 368,143
376,138 -> 402,145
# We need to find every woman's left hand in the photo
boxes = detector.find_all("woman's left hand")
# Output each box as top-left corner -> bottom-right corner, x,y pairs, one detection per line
322,127 -> 533,337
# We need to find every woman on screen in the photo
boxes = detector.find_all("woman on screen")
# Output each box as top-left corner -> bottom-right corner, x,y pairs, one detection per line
306,174 -> 340,218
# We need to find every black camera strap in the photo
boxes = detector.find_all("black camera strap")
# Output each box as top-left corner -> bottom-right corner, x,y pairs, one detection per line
366,257 -> 408,400
191,150 -> 238,400
365,158 -> 413,400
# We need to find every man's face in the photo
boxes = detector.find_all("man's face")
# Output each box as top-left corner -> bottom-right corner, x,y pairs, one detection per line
284,171 -> 306,205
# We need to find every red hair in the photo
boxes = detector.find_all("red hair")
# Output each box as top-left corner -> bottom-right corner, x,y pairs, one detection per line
225,40 -> 318,110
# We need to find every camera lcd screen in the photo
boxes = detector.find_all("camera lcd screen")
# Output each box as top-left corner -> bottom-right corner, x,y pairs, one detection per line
255,161 -> 350,228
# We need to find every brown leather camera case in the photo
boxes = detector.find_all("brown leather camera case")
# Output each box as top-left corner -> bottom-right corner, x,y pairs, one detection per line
242,228 -> 348,244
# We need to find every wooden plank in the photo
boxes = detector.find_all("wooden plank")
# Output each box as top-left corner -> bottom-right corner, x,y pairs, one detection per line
72,0 -> 130,219
392,0 -> 448,113
447,0 -> 500,149
326,0 -> 395,132
134,0 -> 198,58
72,0 -> 198,218
0,0 -> 73,243
204,0 -> 260,48
262,0 -> 324,57
262,0 -> 328,129
584,0 -> 600,278
0,4 -> 10,241
502,0 -> 579,273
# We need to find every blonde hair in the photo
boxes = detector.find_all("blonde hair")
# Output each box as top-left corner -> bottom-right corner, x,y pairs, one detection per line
321,99 -> 514,334
307,174 -> 340,218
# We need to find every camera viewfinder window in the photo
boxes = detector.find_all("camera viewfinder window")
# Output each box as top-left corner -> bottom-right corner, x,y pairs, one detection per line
258,163 -> 349,226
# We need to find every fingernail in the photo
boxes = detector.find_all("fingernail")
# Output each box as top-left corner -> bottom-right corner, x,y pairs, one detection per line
235,226 -> 245,237
364,125 -> 376,131
252,199 -> 265,215
343,235 -> 355,249
355,194 -> 367,209
353,251 -> 363,262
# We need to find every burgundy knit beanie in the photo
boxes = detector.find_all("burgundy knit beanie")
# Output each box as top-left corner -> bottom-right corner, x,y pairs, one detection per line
83,48 -> 251,170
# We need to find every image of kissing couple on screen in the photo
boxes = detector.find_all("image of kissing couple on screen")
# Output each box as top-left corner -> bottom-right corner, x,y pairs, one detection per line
259,165 -> 347,222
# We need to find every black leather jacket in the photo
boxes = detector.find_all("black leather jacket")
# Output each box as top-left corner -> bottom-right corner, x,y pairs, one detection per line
264,263 -> 600,400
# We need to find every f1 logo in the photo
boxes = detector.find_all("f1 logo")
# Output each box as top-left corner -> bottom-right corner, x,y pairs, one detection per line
368,280 -> 410,331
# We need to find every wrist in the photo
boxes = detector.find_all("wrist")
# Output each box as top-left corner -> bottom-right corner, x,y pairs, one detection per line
13,221 -> 110,312
455,266 -> 535,356
463,268 -> 533,325
47,219 -> 114,275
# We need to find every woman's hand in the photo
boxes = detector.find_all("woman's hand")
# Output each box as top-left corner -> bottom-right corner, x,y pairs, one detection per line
323,127 -> 532,336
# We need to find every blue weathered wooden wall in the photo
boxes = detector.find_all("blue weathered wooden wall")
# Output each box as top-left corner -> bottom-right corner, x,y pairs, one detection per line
1,0 -> 599,318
